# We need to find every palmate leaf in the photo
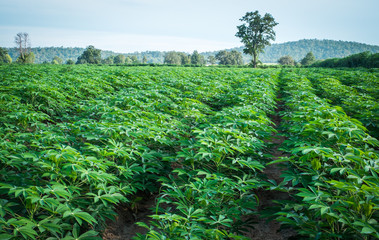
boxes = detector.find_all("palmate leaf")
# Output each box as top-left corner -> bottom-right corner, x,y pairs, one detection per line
63,208 -> 97,226
266,157 -> 289,165
59,224 -> 101,240
15,226 -> 38,239
43,185 -> 72,199
232,158 -> 265,172
0,199 -> 17,217
37,218 -> 62,235
0,234 -> 13,240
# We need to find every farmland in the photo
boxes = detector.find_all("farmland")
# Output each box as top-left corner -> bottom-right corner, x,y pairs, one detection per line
0,65 -> 378,239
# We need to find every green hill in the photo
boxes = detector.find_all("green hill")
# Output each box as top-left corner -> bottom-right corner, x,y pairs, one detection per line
259,39 -> 379,63
202,39 -> 379,63
5,39 -> 379,64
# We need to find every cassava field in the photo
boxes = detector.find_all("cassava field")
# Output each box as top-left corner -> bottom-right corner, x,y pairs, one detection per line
0,65 -> 378,240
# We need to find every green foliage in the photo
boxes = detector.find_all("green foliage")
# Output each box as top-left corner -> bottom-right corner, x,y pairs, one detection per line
14,32 -> 31,64
0,65 -> 377,239
125,56 -> 132,64
277,55 -> 295,66
301,68 -> 379,137
102,55 -> 114,65
76,46 -> 101,64
207,56 -> 216,65
259,39 -> 379,63
164,51 -> 190,65
0,65 -> 282,239
114,54 -> 125,64
312,51 -> 379,68
66,59 -> 75,65
16,52 -> 35,64
190,50 -> 205,65
130,55 -> 139,64
142,56 -> 147,64
0,47 -> 12,63
276,69 -> 379,239
4,39 -> 379,64
235,11 -> 278,67
51,56 -> 63,64
215,50 -> 243,65
300,52 -> 316,66
135,68 -> 279,239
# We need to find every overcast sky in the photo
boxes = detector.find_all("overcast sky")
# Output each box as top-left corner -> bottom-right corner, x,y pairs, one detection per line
0,0 -> 378,53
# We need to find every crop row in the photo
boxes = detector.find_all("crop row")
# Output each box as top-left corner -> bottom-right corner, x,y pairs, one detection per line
0,65 -> 280,239
305,68 -> 378,100
275,69 -> 379,239
136,71 -> 279,239
295,68 -> 379,138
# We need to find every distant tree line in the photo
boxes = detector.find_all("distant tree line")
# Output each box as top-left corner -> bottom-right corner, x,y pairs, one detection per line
277,52 -> 316,66
3,34 -> 379,66
5,46 -> 163,64
276,51 -> 379,68
312,51 -> 379,68
74,46 -> 148,65
163,50 -> 244,66
201,39 -> 379,64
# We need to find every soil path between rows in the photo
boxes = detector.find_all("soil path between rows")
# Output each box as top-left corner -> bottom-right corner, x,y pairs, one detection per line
242,98 -> 296,240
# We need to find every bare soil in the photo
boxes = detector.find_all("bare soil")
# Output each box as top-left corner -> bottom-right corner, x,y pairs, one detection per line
242,114 -> 296,239
102,195 -> 156,240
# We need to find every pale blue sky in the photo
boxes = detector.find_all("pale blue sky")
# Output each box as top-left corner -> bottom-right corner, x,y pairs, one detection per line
0,0 -> 378,53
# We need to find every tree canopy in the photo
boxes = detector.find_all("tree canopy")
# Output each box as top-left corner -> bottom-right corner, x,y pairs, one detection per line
14,32 -> 31,62
164,51 -> 191,65
66,59 -> 75,65
4,39 -> 379,64
76,45 -> 101,64
114,55 -> 126,64
190,50 -> 205,65
14,32 -> 34,63
0,47 -> 12,63
215,50 -> 243,65
102,56 -> 114,64
52,56 -> 63,64
301,52 -> 316,66
236,11 -> 278,67
16,52 -> 35,64
278,55 -> 295,66
207,56 -> 216,65
312,51 -> 379,68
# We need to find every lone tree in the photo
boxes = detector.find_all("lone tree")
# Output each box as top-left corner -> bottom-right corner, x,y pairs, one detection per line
301,52 -> 316,66
14,32 -> 34,63
77,45 -> 101,64
236,11 -> 278,68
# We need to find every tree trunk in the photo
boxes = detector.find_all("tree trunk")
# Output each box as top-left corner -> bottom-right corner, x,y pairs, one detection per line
252,53 -> 257,68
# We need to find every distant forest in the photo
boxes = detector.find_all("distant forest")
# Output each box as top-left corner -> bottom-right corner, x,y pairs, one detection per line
6,39 -> 379,64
